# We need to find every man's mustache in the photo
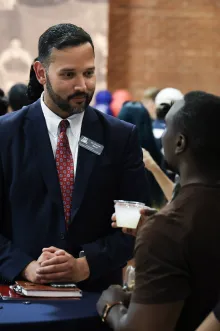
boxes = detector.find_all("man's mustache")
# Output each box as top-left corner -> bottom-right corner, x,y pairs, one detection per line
68,93 -> 88,101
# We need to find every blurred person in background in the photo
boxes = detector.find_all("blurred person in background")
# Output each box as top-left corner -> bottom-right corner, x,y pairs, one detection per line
154,88 -> 184,184
118,101 -> 165,207
110,89 -> 132,117
153,87 -> 184,152
8,83 -> 30,112
142,87 -> 160,121
93,89 -> 113,116
142,97 -> 183,202
0,88 -> 8,116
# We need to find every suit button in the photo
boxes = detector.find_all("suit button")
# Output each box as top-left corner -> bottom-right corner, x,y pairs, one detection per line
60,232 -> 65,240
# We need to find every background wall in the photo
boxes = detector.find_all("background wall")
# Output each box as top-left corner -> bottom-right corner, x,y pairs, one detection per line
1,0 -> 219,101
0,0 -> 109,93
108,0 -> 220,99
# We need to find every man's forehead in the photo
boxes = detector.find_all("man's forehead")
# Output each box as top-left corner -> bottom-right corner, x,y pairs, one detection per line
49,43 -> 94,63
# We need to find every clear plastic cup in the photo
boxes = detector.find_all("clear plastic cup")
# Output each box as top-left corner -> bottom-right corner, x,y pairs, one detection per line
114,200 -> 145,229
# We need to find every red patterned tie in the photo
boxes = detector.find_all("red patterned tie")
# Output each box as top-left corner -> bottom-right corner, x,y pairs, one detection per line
55,120 -> 74,227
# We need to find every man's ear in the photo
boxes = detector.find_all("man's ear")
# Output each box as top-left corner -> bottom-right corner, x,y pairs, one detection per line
175,134 -> 187,155
33,61 -> 46,85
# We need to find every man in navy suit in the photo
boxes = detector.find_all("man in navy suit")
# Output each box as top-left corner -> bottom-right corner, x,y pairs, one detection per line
0,23 -> 150,291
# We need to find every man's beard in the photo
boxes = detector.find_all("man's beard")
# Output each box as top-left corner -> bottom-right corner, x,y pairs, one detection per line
46,74 -> 94,115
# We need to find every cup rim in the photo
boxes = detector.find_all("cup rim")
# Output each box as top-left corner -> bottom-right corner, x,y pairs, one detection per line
114,200 -> 145,207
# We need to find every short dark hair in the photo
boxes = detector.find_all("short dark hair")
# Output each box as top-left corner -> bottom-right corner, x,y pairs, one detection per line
38,23 -> 94,66
8,84 -> 30,111
173,91 -> 220,175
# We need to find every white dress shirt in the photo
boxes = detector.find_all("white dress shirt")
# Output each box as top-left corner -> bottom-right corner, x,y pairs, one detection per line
41,94 -> 84,176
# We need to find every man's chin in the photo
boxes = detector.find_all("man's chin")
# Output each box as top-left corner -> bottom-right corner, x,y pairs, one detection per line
59,99 -> 90,115
70,101 -> 88,112
62,108 -> 83,116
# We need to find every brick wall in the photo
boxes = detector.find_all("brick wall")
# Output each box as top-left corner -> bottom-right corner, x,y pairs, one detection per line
108,0 -> 220,99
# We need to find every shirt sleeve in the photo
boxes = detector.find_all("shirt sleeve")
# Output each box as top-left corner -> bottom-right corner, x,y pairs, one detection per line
132,213 -> 191,304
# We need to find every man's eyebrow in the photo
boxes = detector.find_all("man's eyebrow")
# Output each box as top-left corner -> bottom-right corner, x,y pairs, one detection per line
60,67 -> 95,72
60,68 -> 76,72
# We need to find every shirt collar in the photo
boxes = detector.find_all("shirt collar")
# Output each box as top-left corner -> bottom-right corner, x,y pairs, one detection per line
40,93 -> 84,137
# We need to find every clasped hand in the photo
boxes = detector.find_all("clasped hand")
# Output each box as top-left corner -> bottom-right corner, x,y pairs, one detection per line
22,246 -> 89,284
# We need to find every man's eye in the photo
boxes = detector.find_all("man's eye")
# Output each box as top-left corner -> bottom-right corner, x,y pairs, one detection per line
66,72 -> 74,77
62,72 -> 74,78
85,71 -> 94,77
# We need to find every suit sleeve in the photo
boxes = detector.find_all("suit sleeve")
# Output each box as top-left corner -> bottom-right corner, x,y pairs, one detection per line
0,154 -> 33,283
82,125 -> 151,281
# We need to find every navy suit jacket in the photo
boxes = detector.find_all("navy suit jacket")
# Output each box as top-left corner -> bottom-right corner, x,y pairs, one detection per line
0,100 -> 150,291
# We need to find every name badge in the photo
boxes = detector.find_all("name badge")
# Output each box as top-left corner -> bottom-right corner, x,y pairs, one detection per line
79,136 -> 104,155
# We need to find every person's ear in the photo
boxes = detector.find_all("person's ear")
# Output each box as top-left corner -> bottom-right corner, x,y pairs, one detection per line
33,61 -> 46,85
175,134 -> 186,155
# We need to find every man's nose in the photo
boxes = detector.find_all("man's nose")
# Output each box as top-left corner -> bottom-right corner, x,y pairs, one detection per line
74,75 -> 87,92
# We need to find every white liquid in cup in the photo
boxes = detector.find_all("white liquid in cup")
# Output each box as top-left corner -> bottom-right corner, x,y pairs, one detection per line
114,201 -> 145,229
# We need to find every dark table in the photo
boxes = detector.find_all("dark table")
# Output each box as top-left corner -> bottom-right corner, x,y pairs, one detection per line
0,288 -> 110,331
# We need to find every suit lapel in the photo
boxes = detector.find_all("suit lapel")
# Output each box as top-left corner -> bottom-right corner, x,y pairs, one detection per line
70,107 -> 103,222
24,100 -> 63,211
24,102 -> 103,223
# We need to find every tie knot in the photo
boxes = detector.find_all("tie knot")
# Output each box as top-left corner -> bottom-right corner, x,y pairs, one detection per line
60,120 -> 69,133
